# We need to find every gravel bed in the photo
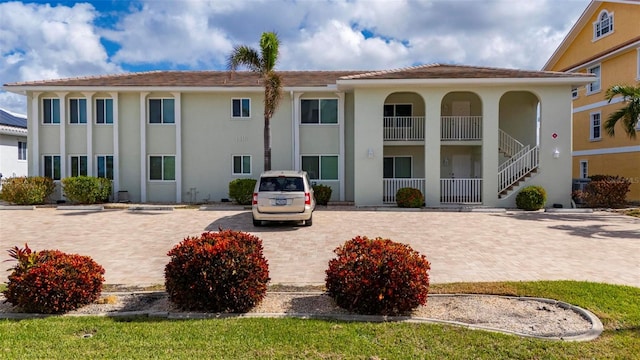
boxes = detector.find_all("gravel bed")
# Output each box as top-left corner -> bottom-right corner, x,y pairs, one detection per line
0,292 -> 593,338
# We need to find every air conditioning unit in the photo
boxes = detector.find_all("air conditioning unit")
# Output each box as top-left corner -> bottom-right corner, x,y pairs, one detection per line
572,178 -> 591,192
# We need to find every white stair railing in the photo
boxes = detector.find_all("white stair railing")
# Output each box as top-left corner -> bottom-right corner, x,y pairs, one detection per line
498,146 -> 539,194
498,129 -> 524,157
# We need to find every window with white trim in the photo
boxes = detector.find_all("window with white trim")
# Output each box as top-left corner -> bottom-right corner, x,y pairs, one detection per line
384,104 -> 413,127
43,155 -> 61,180
232,155 -> 251,175
590,112 -> 602,140
96,98 -> 113,124
580,160 -> 588,179
588,65 -> 601,94
302,155 -> 338,180
571,88 -> 578,99
97,155 -> 114,180
70,155 -> 88,177
43,98 -> 60,124
149,98 -> 175,124
383,156 -> 412,179
232,98 -> 250,118
593,10 -> 613,39
301,99 -> 338,124
69,98 -> 87,124
18,141 -> 27,161
149,155 -> 175,181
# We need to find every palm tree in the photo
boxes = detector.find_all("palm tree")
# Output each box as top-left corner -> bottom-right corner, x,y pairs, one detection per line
604,84 -> 640,139
227,32 -> 283,171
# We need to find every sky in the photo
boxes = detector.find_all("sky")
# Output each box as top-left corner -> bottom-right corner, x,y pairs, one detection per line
0,0 -> 591,114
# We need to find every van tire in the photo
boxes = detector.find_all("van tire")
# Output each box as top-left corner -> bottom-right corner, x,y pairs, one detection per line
305,216 -> 313,226
253,218 -> 262,227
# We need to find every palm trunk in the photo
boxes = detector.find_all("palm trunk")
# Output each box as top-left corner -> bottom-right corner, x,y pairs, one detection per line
264,115 -> 271,171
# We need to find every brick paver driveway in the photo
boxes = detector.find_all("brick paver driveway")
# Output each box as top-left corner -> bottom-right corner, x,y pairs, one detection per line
1,207 -> 638,287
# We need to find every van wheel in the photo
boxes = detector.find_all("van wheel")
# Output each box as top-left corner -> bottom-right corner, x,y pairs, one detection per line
305,216 -> 313,226
253,218 -> 262,227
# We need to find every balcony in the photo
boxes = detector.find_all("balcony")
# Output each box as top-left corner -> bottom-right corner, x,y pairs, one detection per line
383,116 -> 425,141
441,116 -> 482,141
440,178 -> 482,204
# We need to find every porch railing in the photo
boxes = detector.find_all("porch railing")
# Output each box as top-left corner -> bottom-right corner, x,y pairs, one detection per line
383,178 -> 426,203
498,146 -> 539,193
383,116 -> 425,141
440,178 -> 483,204
441,116 -> 482,141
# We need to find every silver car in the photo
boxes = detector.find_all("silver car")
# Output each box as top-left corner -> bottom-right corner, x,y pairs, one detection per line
252,170 -> 315,226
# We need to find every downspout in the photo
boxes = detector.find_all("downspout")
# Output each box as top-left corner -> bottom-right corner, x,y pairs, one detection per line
291,90 -> 295,169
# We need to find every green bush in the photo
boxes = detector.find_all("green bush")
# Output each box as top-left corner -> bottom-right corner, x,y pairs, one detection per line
313,184 -> 332,205
61,176 -> 112,204
582,175 -> 630,208
515,185 -> 547,211
325,236 -> 431,316
0,176 -> 55,205
165,229 -> 270,312
3,244 -> 105,314
396,187 -> 424,208
229,178 -> 257,205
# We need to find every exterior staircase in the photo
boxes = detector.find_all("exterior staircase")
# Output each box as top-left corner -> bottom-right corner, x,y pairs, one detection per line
497,130 -> 539,198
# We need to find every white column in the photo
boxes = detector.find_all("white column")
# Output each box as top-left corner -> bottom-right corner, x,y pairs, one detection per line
111,92 -> 119,194
422,92 -> 443,206
57,92 -> 67,178
140,92 -> 148,202
83,92 -> 95,176
481,91 -> 501,206
30,92 -> 41,176
336,91 -> 345,201
172,92 -> 182,203
293,92 -> 304,170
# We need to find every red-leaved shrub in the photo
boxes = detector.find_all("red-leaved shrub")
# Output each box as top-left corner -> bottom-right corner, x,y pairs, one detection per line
3,244 -> 105,314
164,229 -> 270,312
325,236 -> 431,315
582,175 -> 631,208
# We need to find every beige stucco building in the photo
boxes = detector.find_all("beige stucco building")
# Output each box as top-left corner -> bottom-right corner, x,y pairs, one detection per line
2,64 -> 592,207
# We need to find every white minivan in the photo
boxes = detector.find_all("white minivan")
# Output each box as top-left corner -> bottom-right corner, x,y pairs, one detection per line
252,170 -> 315,226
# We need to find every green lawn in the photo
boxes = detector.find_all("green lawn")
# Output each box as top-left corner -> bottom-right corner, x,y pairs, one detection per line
1,281 -> 639,359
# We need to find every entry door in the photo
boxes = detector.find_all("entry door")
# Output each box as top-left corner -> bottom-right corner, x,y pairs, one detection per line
452,154 -> 471,178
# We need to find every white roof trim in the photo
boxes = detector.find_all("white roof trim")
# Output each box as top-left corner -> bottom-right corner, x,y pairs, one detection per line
336,76 -> 595,88
0,124 -> 28,136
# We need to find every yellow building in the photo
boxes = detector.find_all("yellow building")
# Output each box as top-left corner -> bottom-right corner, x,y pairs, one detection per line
544,0 -> 640,202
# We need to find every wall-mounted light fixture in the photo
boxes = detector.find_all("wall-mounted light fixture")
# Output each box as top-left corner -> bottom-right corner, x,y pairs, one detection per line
553,148 -> 560,159
367,148 -> 375,159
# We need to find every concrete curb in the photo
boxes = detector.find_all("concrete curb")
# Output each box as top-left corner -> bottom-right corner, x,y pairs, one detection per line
545,208 -> 593,213
127,206 -> 174,211
57,205 -> 104,211
0,205 -> 35,210
0,293 -> 603,342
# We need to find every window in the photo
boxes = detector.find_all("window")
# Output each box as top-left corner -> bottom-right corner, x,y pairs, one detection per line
18,141 -> 27,161
588,65 -> 601,93
70,156 -> 88,177
69,98 -> 87,124
149,99 -> 175,124
590,112 -> 602,140
580,161 -> 589,179
637,48 -> 640,80
97,155 -> 114,180
384,104 -> 413,127
232,155 -> 251,175
232,98 -> 250,118
43,98 -> 60,124
593,11 -> 613,39
96,98 -> 113,124
43,155 -> 61,180
149,155 -> 175,181
571,88 -> 578,99
383,156 -> 412,179
301,99 -> 338,124
302,155 -> 338,180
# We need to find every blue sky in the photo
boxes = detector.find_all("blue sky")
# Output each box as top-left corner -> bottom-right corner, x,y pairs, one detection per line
0,0 -> 591,114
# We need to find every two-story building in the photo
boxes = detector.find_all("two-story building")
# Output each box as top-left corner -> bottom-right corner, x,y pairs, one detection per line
0,108 -> 28,185
2,64 -> 592,207
543,0 -> 640,202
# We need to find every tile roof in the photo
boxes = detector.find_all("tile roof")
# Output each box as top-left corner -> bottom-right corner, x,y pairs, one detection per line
2,64 -> 589,89
0,108 -> 27,128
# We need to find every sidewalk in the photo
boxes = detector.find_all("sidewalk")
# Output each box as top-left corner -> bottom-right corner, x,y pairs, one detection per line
1,208 -> 638,287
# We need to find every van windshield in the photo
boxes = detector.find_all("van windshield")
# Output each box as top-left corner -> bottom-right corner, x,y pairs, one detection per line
259,177 -> 304,192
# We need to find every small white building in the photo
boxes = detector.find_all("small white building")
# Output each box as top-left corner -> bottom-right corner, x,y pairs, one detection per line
2,64 -> 594,207
0,108 -> 28,184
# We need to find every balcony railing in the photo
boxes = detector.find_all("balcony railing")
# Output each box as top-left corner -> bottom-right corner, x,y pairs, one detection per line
383,178 -> 426,203
383,116 -> 425,141
440,178 -> 482,204
441,116 -> 482,141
